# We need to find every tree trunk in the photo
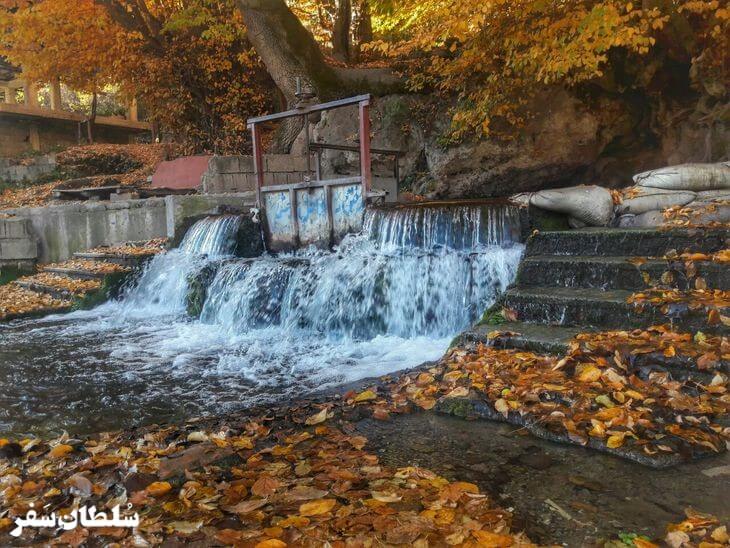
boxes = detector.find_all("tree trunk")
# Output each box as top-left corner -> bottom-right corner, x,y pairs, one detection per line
87,92 -> 97,144
355,0 -> 373,55
236,0 -> 402,152
332,0 -> 352,62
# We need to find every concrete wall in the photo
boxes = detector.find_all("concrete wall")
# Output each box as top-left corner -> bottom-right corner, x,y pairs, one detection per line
1,192 -> 256,263
201,154 -> 312,194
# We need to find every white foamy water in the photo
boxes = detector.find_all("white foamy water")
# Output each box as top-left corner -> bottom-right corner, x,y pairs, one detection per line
0,205 -> 523,435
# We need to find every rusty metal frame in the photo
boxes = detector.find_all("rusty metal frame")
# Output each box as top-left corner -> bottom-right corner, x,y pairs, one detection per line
247,94 -> 373,209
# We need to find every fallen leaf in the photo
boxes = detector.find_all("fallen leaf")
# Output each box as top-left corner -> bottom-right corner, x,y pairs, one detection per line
49,444 -> 73,459
299,498 -> 336,516
305,408 -> 331,426
354,390 -> 377,403
252,476 -> 281,497
145,481 -> 172,497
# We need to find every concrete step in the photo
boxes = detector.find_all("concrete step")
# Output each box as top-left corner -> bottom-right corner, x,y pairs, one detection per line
460,322 -> 725,383
72,252 -> 149,267
43,267 -> 108,280
526,227 -> 729,257
458,321 -> 581,354
517,256 -> 729,291
502,287 -> 722,332
15,280 -> 79,300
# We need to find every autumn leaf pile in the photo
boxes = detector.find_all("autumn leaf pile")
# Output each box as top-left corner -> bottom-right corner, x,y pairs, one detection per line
627,249 -> 730,328
43,259 -> 130,276
663,508 -> 730,548
0,284 -> 72,321
573,325 -> 728,375
86,239 -> 167,258
0,145 -> 172,210
358,343 -> 728,467
0,407 -> 533,547
20,273 -> 102,296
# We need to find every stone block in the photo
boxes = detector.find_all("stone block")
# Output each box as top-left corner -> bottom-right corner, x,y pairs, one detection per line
0,238 -> 38,260
0,218 -> 33,238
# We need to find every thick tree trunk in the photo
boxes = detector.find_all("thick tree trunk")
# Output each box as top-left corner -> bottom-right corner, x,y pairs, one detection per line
332,0 -> 352,62
236,0 -> 402,151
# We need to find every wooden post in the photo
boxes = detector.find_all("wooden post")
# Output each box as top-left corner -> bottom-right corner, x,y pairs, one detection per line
50,78 -> 62,110
250,122 -> 265,207
358,99 -> 372,201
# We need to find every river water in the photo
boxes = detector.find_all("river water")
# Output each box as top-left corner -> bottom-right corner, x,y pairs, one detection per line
0,205 -> 523,435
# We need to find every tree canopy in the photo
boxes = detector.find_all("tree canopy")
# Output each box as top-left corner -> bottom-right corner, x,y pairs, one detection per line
0,0 -> 726,150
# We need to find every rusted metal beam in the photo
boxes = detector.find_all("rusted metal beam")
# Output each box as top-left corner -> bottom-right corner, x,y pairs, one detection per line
250,123 -> 264,207
247,94 -> 371,125
359,100 -> 372,200
308,142 -> 404,157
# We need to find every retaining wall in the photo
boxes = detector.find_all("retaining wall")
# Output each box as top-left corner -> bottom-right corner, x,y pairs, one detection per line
1,192 -> 255,263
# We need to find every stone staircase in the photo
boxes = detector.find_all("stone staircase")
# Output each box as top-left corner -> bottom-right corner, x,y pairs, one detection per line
0,242 -> 162,321
462,227 -> 730,355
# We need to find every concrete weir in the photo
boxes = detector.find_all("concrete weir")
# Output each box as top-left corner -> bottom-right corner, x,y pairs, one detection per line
0,192 -> 255,264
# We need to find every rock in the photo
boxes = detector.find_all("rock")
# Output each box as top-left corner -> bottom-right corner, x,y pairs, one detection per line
634,162 -> 730,191
530,185 -> 614,227
616,189 -> 696,215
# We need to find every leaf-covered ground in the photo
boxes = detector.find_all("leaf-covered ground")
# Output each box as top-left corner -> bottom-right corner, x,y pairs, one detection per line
0,145 -> 173,210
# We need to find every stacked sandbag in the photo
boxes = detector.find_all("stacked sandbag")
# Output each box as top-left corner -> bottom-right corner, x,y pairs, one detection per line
530,185 -> 614,227
615,188 -> 697,215
633,162 -> 730,191
618,162 -> 730,228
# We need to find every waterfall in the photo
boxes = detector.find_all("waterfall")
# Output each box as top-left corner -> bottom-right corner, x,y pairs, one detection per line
194,205 -> 523,339
118,214 -> 242,316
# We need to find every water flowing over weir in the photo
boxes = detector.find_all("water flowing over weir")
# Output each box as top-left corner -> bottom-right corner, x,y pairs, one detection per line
0,204 -> 523,435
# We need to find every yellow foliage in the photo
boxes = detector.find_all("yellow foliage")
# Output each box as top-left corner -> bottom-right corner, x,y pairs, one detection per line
369,0 -> 728,140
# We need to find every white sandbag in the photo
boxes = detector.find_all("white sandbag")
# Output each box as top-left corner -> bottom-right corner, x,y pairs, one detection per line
530,185 -> 614,227
631,210 -> 665,228
633,162 -> 730,191
682,203 -> 730,224
617,214 -> 637,228
616,189 -> 696,215
509,192 -> 533,207
696,189 -> 730,202
568,216 -> 588,229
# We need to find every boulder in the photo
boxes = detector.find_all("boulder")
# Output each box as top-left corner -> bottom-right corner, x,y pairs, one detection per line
633,162 -> 730,191
616,189 -> 696,215
530,185 -> 614,227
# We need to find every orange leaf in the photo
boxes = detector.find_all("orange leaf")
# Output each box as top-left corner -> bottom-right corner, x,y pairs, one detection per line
299,498 -> 336,516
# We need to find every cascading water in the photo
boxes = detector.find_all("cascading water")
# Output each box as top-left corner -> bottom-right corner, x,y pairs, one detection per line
0,204 -> 523,435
